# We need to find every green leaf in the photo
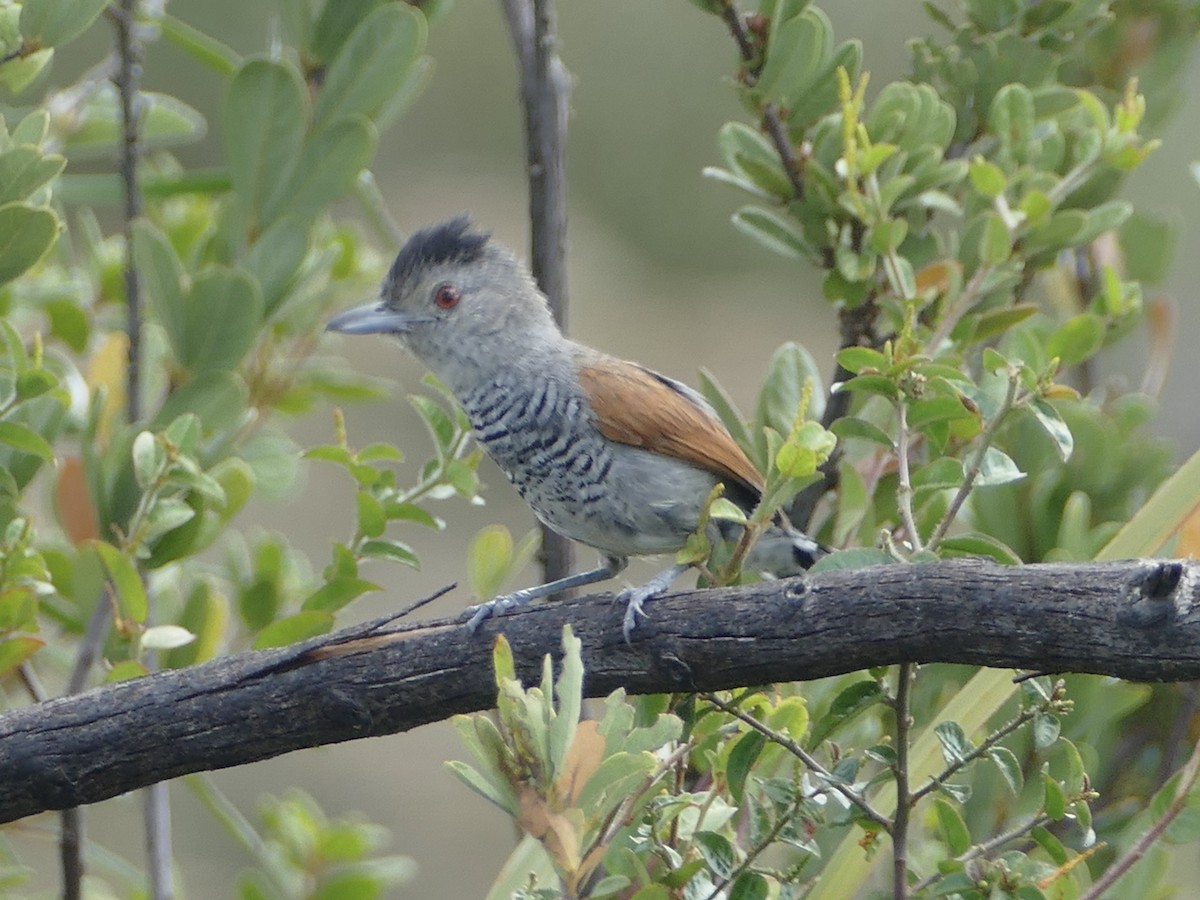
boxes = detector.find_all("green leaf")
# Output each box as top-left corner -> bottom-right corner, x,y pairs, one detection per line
1046,313 -> 1104,368
360,539 -> 420,568
729,871 -> 769,900
20,0 -> 109,47
549,625 -> 583,776
253,610 -> 335,649
154,371 -> 250,435
64,89 -> 206,156
140,624 -> 196,651
755,341 -> 824,437
810,680 -> 885,747
968,158 -> 1007,198
693,831 -> 737,881
835,346 -> 888,374
830,416 -> 892,447
1033,712 -> 1060,749
933,797 -> 971,856
301,577 -> 379,613
934,721 -> 973,765
732,206 -> 818,262
91,540 -> 148,624
1028,399 -> 1073,461
314,4 -> 426,127
0,145 -> 65,206
265,116 -> 377,226
1043,772 -> 1067,820
179,268 -> 265,374
809,547 -> 895,572
988,746 -> 1024,794
726,730 -> 766,805
467,524 -> 514,601
0,421 -> 54,462
0,203 -> 59,288
224,59 -> 307,232
978,211 -> 1011,265
698,368 -> 753,456
975,447 -> 1024,486
132,219 -> 187,357
1031,824 -> 1069,865
243,219 -> 309,316
937,532 -> 1022,564
0,635 -> 43,676
311,0 -> 386,63
756,9 -> 830,107
355,490 -> 386,538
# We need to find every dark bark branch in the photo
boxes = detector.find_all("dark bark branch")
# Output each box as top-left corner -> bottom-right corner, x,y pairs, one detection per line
500,0 -> 574,592
2,559 -> 1198,824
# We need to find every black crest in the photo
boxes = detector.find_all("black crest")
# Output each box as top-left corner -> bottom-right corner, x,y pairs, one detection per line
387,215 -> 491,289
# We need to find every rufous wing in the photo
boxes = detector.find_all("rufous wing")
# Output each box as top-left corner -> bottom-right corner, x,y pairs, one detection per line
577,356 -> 764,498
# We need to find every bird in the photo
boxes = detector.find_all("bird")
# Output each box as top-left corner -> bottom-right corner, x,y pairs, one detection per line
327,216 -> 824,640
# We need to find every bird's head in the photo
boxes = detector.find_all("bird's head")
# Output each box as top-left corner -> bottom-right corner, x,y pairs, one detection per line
327,216 -> 559,386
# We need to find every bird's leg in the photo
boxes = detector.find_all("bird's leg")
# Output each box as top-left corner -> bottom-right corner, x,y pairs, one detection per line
463,554 -> 628,631
617,562 -> 691,643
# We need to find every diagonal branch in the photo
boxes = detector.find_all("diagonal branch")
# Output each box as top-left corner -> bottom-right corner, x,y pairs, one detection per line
0,559 -> 1197,825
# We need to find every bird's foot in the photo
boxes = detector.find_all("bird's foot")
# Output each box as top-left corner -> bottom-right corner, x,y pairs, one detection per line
616,563 -> 691,643
618,584 -> 661,644
460,588 -> 535,632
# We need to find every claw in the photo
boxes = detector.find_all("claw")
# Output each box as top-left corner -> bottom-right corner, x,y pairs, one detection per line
460,590 -> 531,632
620,588 -> 652,644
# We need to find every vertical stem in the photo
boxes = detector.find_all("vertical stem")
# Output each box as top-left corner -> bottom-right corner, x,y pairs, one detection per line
892,663 -> 913,900
115,3 -> 174,898
895,402 -> 923,553
500,0 -> 574,591
117,0 -> 144,423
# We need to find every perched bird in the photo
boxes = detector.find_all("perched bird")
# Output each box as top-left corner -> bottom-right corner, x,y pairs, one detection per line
327,216 -> 823,639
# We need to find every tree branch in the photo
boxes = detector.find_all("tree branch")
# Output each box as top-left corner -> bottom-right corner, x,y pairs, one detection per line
1,559 -> 1197,824
500,0 -> 575,594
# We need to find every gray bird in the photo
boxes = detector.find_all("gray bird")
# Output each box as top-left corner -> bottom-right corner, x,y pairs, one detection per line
327,216 -> 824,639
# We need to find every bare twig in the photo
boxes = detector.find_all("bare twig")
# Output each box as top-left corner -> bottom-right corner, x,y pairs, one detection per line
115,0 -> 144,423
891,664 -> 914,900
909,706 -> 1038,805
500,0 -> 574,595
910,813 -> 1054,893
701,692 -> 892,833
719,1 -> 805,201
895,403 -> 922,552
1080,736 -> 1200,900
926,371 -> 1020,550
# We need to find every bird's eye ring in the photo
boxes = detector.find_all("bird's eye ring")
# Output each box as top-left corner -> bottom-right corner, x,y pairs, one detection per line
434,283 -> 460,310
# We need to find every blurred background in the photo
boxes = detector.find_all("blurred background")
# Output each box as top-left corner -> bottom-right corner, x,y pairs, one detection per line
18,1 -> 1200,895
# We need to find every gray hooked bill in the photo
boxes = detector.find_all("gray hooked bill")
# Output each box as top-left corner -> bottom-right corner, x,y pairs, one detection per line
326,302 -> 412,335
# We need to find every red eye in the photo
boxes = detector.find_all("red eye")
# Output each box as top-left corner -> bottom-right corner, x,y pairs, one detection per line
434,283 -> 460,309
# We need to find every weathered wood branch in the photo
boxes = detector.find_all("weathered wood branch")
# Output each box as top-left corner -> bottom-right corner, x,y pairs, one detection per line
2,558 -> 1198,823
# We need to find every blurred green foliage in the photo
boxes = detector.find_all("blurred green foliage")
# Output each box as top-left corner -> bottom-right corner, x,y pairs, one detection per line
0,0 -> 1198,898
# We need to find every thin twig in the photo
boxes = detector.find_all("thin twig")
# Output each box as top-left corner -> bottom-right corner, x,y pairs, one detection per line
499,0 -> 574,595
926,372 -> 1020,550
1080,736 -> 1200,900
892,664 -> 914,900
114,3 -> 174,898
909,706 -> 1037,805
703,783 -> 804,900
17,661 -> 48,702
701,692 -> 892,833
895,402 -> 922,552
719,1 -> 804,201
115,0 -> 144,423
909,813 -> 1053,893
927,262 -> 992,351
